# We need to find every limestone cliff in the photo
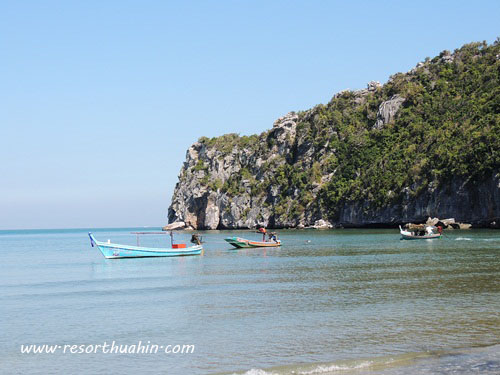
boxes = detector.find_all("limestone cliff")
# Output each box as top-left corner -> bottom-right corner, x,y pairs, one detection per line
168,40 -> 500,229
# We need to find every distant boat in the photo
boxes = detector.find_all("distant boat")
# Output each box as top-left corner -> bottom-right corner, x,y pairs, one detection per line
88,232 -> 203,259
399,225 -> 441,240
225,236 -> 281,248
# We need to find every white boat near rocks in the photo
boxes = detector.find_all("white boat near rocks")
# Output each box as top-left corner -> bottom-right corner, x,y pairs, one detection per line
399,225 -> 442,240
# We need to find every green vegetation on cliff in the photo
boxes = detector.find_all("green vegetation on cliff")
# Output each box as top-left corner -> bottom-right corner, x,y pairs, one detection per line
317,41 -> 499,219
184,40 -> 499,225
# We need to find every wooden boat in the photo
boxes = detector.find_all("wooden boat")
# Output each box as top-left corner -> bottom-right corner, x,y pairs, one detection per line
399,225 -> 441,240
224,236 -> 281,249
88,233 -> 203,259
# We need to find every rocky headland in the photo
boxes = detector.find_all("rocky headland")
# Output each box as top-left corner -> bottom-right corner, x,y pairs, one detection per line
168,40 -> 500,230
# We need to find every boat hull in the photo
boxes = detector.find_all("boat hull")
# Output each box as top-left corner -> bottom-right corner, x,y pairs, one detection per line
89,233 -> 202,259
400,233 -> 441,240
224,237 -> 281,248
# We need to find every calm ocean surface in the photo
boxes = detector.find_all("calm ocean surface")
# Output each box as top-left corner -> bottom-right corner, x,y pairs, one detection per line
1,228 -> 499,375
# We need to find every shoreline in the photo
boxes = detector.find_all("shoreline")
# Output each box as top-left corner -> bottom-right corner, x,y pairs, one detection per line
2,226 -> 500,234
218,343 -> 500,375
165,224 -> 500,231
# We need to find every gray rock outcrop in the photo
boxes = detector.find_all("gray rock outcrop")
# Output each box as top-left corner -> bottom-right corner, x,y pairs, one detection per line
373,95 -> 405,130
162,221 -> 186,231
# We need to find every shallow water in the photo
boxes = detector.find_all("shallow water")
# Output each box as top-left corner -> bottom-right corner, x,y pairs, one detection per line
1,228 -> 499,374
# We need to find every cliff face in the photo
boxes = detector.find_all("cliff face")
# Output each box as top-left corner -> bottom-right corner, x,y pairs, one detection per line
168,41 -> 500,229
337,174 -> 500,227
169,113 -> 309,229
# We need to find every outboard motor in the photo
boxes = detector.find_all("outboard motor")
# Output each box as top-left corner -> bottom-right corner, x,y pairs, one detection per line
191,234 -> 202,245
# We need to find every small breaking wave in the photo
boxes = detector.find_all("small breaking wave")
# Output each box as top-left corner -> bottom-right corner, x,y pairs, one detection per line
297,361 -> 374,374
455,237 -> 472,241
229,362 -> 375,375
225,354 -> 413,375
237,370 -> 278,375
222,345 -> 500,375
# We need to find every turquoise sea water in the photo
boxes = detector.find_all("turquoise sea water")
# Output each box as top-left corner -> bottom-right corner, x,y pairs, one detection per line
1,228 -> 499,374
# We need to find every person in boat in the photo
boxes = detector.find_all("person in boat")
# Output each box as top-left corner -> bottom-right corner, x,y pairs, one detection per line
268,232 -> 278,242
437,225 -> 443,235
426,226 -> 434,236
257,227 -> 266,241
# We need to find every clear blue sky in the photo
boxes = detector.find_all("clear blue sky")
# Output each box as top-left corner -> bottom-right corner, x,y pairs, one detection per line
1,0 -> 499,229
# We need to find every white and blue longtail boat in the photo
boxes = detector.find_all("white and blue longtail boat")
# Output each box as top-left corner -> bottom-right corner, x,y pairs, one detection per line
88,232 -> 203,259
